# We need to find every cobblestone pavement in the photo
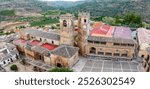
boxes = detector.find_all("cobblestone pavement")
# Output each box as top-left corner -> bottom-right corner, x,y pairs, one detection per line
72,57 -> 145,72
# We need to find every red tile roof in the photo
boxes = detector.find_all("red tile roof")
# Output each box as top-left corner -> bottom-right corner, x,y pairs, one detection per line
90,25 -> 111,35
102,24 -> 110,30
30,40 -> 40,45
17,38 -> 27,44
93,22 -> 104,28
41,43 -> 57,50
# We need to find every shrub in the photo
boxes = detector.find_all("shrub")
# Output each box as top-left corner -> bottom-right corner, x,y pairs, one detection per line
21,59 -> 26,65
48,67 -> 73,72
0,10 -> 15,16
10,64 -> 18,71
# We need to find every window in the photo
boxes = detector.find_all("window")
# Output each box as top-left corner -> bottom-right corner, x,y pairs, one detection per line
88,40 -> 93,43
52,41 -> 54,44
114,53 -> 120,56
94,41 -> 100,44
98,52 -> 104,55
128,44 -> 134,47
114,43 -> 120,46
115,49 -> 119,52
90,47 -> 96,54
146,55 -> 149,62
63,20 -> 67,27
121,54 -> 127,57
105,53 -> 112,56
134,37 -> 136,40
40,38 -> 42,41
101,42 -> 106,45
3,61 -> 6,64
16,54 -> 19,59
10,58 -> 13,62
121,44 -> 127,46
84,19 -> 87,23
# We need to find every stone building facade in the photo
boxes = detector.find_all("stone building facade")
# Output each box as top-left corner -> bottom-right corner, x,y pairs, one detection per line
86,36 -> 136,60
13,12 -> 139,71
0,42 -> 19,67
77,12 -> 90,55
137,28 -> 150,58
60,14 -> 74,45
77,12 -> 137,60
142,48 -> 150,72
14,13 -> 79,69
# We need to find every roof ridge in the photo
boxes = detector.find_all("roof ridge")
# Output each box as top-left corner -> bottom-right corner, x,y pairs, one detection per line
65,46 -> 70,58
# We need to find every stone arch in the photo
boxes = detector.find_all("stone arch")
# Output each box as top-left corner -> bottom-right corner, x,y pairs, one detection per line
63,20 -> 67,27
55,57 -> 64,68
121,50 -> 128,57
90,47 -> 96,54
84,19 -> 87,23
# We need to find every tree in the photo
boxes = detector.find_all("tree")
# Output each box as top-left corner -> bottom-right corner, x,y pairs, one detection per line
102,16 -> 115,25
10,64 -> 18,71
21,59 -> 26,65
48,67 -> 73,72
114,15 -> 123,26
93,16 -> 104,21
123,12 -> 143,27
0,9 -> 15,16
51,25 -> 56,29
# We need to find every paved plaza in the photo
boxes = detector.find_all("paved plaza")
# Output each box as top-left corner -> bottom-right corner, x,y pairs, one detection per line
4,61 -> 34,72
2,56 -> 145,72
73,57 -> 144,72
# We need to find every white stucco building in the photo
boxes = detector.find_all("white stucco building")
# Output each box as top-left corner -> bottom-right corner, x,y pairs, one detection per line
0,42 -> 19,67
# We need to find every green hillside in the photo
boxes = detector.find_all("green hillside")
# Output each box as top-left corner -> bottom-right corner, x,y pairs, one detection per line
65,0 -> 150,23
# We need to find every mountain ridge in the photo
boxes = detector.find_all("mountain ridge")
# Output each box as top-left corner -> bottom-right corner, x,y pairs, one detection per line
0,0 -> 150,22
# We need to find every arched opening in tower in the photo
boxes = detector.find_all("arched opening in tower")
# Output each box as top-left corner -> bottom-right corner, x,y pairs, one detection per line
56,63 -> 62,68
63,20 -> 67,27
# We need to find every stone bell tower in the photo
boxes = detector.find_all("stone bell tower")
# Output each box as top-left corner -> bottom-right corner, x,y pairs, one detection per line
60,13 -> 74,45
77,12 -> 90,55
